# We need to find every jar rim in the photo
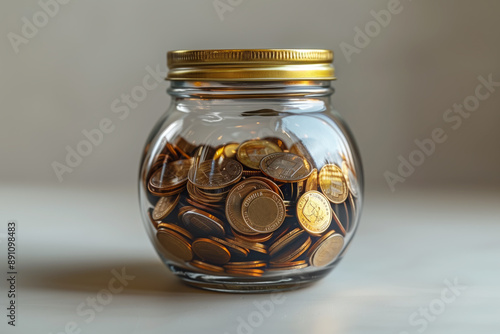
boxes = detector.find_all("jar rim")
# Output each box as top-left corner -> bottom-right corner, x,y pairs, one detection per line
167,49 -> 336,81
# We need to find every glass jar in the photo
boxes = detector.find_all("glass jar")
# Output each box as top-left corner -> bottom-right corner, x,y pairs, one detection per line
138,49 -> 363,293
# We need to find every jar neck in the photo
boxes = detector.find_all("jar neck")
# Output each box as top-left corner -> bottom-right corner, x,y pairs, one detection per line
167,80 -> 334,99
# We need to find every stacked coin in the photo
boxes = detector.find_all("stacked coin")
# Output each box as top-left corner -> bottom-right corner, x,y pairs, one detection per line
145,138 -> 359,277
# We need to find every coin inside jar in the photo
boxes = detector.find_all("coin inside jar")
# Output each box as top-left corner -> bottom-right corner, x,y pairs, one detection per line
152,194 -> 180,220
318,164 -> 348,204
192,238 -> 231,265
342,161 -> 360,198
296,191 -> 332,236
237,139 -> 282,170
241,189 -> 285,234
259,152 -> 312,183
225,179 -> 272,235
149,159 -> 193,191
308,231 -> 344,267
188,159 -> 243,190
180,208 -> 226,238
156,229 -> 193,262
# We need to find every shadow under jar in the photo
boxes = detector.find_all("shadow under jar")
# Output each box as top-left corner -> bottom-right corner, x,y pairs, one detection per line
138,49 -> 363,293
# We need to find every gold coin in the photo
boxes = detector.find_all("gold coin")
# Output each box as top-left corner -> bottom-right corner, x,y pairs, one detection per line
152,194 -> 180,220
149,159 -> 193,191
237,140 -> 282,170
342,161 -> 360,198
157,223 -> 193,240
260,152 -> 312,183
188,159 -> 243,190
156,229 -> 193,262
180,208 -> 225,238
225,179 -> 272,235
305,168 -> 318,192
241,189 -> 285,233
190,260 -> 225,273
318,164 -> 348,204
308,231 -> 344,267
192,238 -> 231,265
296,191 -> 332,236
224,143 -> 240,159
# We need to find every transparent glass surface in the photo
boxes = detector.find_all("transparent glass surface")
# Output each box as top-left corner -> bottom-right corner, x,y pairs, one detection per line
138,81 -> 363,293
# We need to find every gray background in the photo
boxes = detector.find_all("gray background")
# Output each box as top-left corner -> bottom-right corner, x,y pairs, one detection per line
1,0 -> 500,191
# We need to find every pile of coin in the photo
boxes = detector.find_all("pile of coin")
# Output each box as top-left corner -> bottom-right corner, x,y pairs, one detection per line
144,139 -> 359,277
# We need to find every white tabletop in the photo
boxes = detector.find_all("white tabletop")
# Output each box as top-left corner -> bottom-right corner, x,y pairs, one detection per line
1,183 -> 499,334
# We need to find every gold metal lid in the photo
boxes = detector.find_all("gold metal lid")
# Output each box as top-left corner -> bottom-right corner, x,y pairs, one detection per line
167,49 -> 335,81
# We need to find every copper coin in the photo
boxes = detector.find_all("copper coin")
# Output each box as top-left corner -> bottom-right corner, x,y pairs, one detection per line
152,194 -> 180,220
224,261 -> 267,269
181,208 -> 225,238
318,164 -> 348,204
149,159 -> 193,191
241,189 -> 285,234
210,237 -> 249,258
192,238 -> 231,265
231,229 -> 273,243
247,176 -> 284,199
269,228 -> 304,256
225,179 -> 272,235
270,235 -> 311,264
156,229 -> 193,261
260,152 -> 312,183
237,140 -> 282,170
190,260 -> 225,273
157,223 -> 193,240
225,237 -> 268,254
225,269 -> 265,277
188,159 -> 243,190
296,191 -> 332,236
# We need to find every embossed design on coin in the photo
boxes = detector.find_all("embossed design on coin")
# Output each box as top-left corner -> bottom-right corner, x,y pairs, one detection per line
181,208 -> 225,238
152,195 -> 180,220
149,159 -> 193,191
188,159 -> 243,190
296,191 -> 332,235
260,152 -> 312,183
225,179 -> 272,235
241,189 -> 285,233
319,164 -> 348,204
237,140 -> 282,170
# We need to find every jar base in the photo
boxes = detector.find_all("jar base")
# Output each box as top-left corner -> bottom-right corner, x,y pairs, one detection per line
168,264 -> 335,293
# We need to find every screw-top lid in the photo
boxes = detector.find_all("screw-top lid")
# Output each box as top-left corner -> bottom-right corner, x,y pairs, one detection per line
167,49 -> 335,81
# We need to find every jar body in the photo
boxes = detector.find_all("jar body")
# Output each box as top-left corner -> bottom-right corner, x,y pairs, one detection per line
139,81 -> 363,292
